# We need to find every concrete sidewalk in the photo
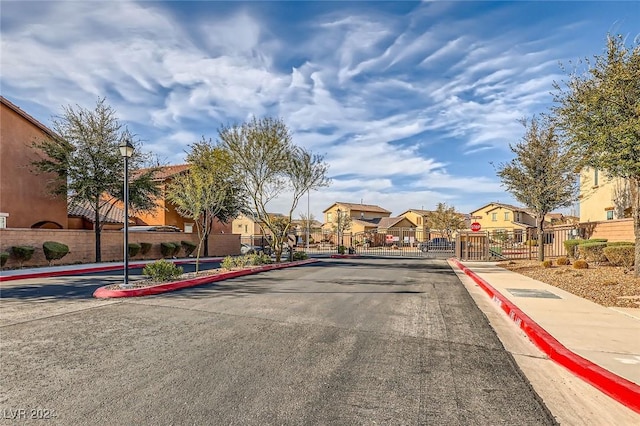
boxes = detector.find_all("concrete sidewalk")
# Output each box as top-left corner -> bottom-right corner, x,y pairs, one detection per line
450,259 -> 640,414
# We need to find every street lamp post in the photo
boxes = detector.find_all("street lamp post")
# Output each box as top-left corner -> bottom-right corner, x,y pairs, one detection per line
336,208 -> 341,254
119,139 -> 135,288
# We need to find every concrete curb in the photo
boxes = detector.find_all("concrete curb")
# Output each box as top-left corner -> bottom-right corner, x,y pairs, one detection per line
449,258 -> 640,414
0,258 -> 223,282
93,259 -> 320,298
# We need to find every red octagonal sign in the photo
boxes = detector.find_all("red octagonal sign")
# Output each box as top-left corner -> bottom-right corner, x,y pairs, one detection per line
471,222 -> 481,232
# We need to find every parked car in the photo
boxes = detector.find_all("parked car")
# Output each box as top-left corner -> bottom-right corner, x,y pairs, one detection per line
419,238 -> 455,252
241,243 -> 272,255
124,225 -> 181,232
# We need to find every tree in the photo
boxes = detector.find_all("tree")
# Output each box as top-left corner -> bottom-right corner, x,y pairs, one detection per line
299,212 -> 317,244
425,203 -> 466,241
166,139 -> 246,271
32,98 -> 161,262
495,117 -> 579,261
217,117 -> 330,262
331,210 -> 352,248
553,34 -> 640,275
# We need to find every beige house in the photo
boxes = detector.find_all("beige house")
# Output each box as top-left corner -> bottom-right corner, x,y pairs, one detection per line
397,209 -> 430,241
579,167 -> 631,223
469,203 -> 537,243
322,202 -> 392,234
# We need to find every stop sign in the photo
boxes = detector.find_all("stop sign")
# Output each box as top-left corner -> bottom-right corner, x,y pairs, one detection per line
471,222 -> 481,232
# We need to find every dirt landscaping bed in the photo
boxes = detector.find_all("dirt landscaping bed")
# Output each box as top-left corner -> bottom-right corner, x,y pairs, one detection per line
496,260 -> 640,308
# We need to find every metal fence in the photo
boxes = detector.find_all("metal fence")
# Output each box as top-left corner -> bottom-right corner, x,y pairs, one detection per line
456,226 -> 576,261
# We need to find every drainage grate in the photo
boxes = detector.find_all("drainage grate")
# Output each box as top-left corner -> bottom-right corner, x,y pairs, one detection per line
506,288 -> 561,299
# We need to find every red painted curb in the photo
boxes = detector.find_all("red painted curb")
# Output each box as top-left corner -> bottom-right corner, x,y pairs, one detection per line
449,258 -> 640,414
93,259 -> 319,298
0,258 -> 223,282
330,254 -> 360,259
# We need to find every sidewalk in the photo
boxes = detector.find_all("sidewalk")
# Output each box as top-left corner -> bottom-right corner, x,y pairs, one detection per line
449,259 -> 640,414
0,257 -> 223,282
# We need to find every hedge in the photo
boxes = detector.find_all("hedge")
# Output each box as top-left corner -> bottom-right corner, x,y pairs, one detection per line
563,239 -> 582,258
172,241 -> 182,257
578,242 -> 608,264
140,242 -> 152,255
160,242 -> 177,257
0,252 -> 9,267
11,245 -> 36,267
181,240 -> 197,257
603,245 -> 635,268
43,241 -> 70,265
128,243 -> 141,258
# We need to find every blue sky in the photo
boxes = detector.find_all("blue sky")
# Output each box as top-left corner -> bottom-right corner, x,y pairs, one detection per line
2,1 -> 638,220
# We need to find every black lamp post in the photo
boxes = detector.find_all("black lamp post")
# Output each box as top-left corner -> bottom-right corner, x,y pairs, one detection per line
336,208 -> 341,253
119,139 -> 135,287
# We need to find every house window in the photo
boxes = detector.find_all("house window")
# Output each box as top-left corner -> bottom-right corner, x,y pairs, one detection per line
504,212 -> 510,221
606,210 -> 614,220
184,223 -> 193,233
327,212 -> 333,222
0,213 -> 7,228
244,224 -> 248,233
417,217 -> 422,225
491,213 -> 497,221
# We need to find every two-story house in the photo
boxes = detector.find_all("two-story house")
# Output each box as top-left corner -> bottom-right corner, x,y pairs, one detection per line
0,96 -> 68,229
322,202 -> 392,235
578,167 -> 633,241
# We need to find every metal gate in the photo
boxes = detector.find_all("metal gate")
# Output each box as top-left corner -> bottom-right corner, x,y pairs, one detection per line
304,228 -> 454,258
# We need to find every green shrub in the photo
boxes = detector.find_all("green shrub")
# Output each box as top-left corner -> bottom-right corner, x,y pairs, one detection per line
563,239 -> 582,258
10,245 -> 35,268
0,252 -> 9,267
525,239 -> 538,247
221,256 -> 236,270
338,245 -> 346,254
160,242 -> 177,257
578,242 -> 608,264
172,242 -> 182,257
603,245 -> 635,268
142,259 -> 183,282
128,243 -> 141,258
583,238 -> 608,244
293,251 -> 308,261
140,242 -> 152,255
541,260 -> 553,268
42,241 -> 69,265
556,257 -> 570,266
573,260 -> 589,269
181,240 -> 197,257
606,241 -> 634,247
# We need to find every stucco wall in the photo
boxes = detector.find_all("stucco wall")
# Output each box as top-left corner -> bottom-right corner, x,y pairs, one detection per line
0,228 -> 240,268
579,168 -> 630,223
0,102 -> 68,228
582,218 -> 635,242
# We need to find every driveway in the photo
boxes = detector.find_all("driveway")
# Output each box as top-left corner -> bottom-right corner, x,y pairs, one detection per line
0,258 -> 554,425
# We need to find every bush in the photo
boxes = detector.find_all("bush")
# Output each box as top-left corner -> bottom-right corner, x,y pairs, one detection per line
556,257 -> 570,266
42,241 -> 70,265
541,260 -> 553,268
160,242 -> 177,257
0,252 -> 9,267
10,245 -> 35,268
140,242 -> 152,255
563,239 -> 582,258
221,256 -> 237,270
172,242 -> 182,257
583,238 -> 608,244
578,242 -> 608,264
142,259 -> 183,282
338,245 -> 346,254
606,241 -> 634,247
293,251 -> 308,261
525,239 -> 538,247
128,243 -> 141,258
181,240 -> 197,257
573,260 -> 589,269
603,245 -> 635,268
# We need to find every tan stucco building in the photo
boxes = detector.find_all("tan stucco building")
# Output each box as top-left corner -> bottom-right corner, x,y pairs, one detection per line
469,202 -> 536,234
579,167 -> 631,223
322,202 -> 392,234
0,96 -> 68,229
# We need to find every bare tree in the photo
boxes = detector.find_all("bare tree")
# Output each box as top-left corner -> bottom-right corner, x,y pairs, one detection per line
425,203 -> 466,241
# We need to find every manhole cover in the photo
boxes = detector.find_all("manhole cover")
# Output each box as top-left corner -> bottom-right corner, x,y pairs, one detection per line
506,288 -> 561,299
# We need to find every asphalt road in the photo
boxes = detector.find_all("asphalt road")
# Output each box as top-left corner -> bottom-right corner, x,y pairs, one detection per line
0,258 -> 555,425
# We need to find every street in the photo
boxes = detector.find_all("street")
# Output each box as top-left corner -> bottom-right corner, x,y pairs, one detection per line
0,258 -> 555,425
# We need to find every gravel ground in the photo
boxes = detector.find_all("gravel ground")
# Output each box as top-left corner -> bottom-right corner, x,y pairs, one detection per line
496,260 -> 640,308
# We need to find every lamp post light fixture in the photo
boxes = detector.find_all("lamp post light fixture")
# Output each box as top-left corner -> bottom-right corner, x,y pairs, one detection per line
119,139 -> 135,287
336,208 -> 341,253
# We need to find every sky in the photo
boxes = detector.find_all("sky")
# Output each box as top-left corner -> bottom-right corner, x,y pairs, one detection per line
1,1 -> 639,221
